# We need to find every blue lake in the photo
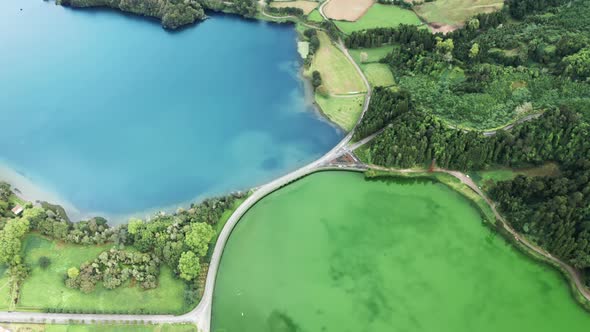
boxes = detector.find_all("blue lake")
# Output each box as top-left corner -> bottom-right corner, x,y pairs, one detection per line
0,1 -> 341,222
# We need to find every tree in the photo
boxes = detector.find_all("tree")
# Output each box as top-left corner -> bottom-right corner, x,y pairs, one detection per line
311,71 -> 322,90
39,256 -> 51,269
185,223 -> 215,257
0,217 -> 30,266
127,218 -> 144,235
563,47 -> 590,80
178,251 -> 200,281
469,43 -> 480,60
67,267 -> 80,279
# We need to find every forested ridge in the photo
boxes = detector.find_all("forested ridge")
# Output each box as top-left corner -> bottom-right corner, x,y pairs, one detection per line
354,1 -> 590,287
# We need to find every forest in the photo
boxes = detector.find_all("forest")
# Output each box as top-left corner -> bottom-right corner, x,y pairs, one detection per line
354,1 -> 590,286
56,0 -> 206,29
0,186 -> 245,305
345,0 -> 590,129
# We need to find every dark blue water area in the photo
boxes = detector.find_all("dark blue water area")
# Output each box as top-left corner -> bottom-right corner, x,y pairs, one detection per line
0,1 -> 342,222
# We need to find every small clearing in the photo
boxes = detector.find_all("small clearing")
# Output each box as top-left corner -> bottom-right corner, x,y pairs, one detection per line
414,0 -> 504,27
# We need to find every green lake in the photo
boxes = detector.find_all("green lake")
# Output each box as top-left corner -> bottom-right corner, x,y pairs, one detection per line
212,171 -> 590,332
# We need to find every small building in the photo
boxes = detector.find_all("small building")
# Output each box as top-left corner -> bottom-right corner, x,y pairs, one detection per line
11,204 -> 24,216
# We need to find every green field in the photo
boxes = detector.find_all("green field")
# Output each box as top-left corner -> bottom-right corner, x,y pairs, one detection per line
306,31 -> 366,95
307,9 -> 324,22
17,234 -> 187,314
470,163 -> 561,191
335,4 -> 422,34
361,63 -> 395,87
0,323 -> 196,332
315,94 -> 365,131
414,0 -> 504,26
349,45 -> 394,64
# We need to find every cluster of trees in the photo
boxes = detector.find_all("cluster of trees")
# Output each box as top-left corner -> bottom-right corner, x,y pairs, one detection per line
303,28 -> 320,55
353,87 -> 411,139
266,6 -> 304,17
66,249 -> 160,293
505,0 -> 569,19
0,181 -> 245,299
56,0 -> 206,29
311,71 -> 322,90
345,25 -> 437,50
0,183 -> 16,219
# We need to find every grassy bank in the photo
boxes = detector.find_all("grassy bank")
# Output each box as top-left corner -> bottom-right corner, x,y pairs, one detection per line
315,94 -> 365,131
17,234 -> 187,314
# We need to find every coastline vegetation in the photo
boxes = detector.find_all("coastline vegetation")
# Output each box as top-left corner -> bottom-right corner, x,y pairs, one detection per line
56,0 -> 206,29
0,185 -> 246,313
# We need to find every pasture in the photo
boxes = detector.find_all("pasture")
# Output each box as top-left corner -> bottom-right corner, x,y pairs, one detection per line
334,4 -> 422,34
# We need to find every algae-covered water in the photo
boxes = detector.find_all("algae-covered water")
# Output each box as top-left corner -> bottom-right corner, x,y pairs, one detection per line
212,171 -> 590,332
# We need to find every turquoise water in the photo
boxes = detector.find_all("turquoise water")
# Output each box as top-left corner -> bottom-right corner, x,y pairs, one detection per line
0,1 -> 341,220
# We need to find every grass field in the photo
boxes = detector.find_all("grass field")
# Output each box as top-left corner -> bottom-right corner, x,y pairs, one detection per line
470,163 -> 560,191
269,0 -> 318,15
414,0 -> 504,26
0,323 -> 197,332
323,0 -> 373,21
306,9 -> 324,22
0,265 -> 10,310
17,234 -> 187,314
315,94 -> 365,131
349,45 -> 394,64
306,31 -> 366,95
335,4 -> 422,34
361,63 -> 395,87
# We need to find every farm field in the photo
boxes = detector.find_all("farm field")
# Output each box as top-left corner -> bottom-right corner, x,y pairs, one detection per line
269,0 -> 318,15
349,45 -> 394,64
17,234 -> 187,314
306,8 -> 324,22
0,323 -> 197,332
335,4 -> 422,34
323,0 -> 373,21
361,63 -> 395,87
315,94 -> 365,131
306,31 -> 366,95
414,0 -> 504,28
